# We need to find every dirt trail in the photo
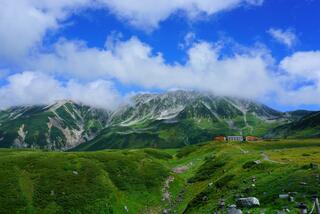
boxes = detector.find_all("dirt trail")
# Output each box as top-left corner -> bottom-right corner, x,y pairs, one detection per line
238,147 -> 249,154
261,153 -> 284,164
162,162 -> 192,213
172,165 -> 189,174
162,175 -> 174,202
238,146 -> 284,164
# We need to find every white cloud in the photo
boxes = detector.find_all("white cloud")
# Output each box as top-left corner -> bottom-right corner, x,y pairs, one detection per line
0,0 -> 92,61
179,32 -> 196,49
0,71 -> 121,109
3,35 -> 320,108
268,28 -> 297,48
280,51 -> 320,79
67,79 -> 121,109
278,51 -> 320,105
0,0 -> 264,63
99,0 -> 263,30
3,0 -> 320,109
30,37 -> 277,99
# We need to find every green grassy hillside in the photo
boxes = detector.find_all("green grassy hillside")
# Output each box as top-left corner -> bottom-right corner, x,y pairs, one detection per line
1,91 -> 299,151
266,111 -> 320,139
74,115 -> 283,151
0,149 -> 170,213
1,139 -> 320,213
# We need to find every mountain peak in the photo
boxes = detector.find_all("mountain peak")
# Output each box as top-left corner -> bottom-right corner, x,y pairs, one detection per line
45,99 -> 78,111
0,90 -> 314,151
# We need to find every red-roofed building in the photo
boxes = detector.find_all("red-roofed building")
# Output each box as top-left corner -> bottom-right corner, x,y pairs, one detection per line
214,136 -> 226,142
246,136 -> 259,141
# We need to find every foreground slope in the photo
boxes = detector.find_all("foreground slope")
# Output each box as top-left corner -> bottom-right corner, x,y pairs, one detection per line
0,148 -> 170,213
1,139 -> 320,213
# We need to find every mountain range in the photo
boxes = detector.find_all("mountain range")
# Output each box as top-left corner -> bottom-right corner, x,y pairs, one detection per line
0,90 -> 317,151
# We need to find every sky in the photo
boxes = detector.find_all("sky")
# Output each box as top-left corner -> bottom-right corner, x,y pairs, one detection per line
0,0 -> 320,111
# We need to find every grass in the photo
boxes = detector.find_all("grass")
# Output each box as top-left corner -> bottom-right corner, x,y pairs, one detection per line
0,149 -> 169,214
1,139 -> 320,213
179,140 -> 320,213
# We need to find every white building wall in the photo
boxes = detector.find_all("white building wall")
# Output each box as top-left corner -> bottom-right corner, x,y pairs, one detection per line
227,136 -> 244,141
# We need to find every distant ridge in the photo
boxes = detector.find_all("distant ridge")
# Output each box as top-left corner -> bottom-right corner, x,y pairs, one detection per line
265,111 -> 320,139
0,90 -> 313,151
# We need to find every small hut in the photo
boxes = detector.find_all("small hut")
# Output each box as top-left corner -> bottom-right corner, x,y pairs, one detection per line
214,136 -> 226,142
246,136 -> 259,141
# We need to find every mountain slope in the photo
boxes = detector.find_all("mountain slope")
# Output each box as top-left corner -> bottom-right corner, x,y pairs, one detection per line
74,91 -> 290,150
0,91 -> 307,150
265,111 -> 320,138
0,101 -> 109,150
0,148 -> 169,213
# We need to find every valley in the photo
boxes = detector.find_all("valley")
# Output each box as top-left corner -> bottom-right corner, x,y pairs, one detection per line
1,139 -> 320,213
1,91 -> 319,213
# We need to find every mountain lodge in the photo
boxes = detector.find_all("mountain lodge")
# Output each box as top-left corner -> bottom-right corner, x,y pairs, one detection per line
214,135 -> 259,142
227,136 -> 244,141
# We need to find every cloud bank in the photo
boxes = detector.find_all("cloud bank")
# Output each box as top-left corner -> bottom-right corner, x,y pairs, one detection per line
99,0 -> 264,29
30,37 -> 276,99
278,51 -> 320,105
1,0 -> 320,110
0,0 -> 262,62
1,34 -> 320,109
0,72 -> 121,110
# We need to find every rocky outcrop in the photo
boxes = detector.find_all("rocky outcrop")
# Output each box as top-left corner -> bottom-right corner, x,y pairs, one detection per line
228,205 -> 242,214
236,197 -> 260,208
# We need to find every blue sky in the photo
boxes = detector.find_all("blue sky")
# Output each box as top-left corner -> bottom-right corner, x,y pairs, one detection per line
0,0 -> 320,111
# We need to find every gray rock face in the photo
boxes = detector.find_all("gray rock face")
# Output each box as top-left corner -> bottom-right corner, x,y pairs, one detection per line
0,90 -> 290,151
236,197 -> 260,208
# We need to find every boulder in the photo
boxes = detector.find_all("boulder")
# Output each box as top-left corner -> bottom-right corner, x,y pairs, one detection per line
228,207 -> 242,214
279,194 -> 289,199
163,209 -> 169,214
236,197 -> 260,208
124,205 -> 129,213
228,205 -> 242,214
253,160 -> 261,165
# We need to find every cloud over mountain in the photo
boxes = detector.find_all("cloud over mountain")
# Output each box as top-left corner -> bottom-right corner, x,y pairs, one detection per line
0,0 -> 320,110
30,37 -> 276,99
0,71 -> 121,109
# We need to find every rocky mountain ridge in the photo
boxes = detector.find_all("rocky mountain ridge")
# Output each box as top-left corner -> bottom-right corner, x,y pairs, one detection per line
0,91 -> 313,150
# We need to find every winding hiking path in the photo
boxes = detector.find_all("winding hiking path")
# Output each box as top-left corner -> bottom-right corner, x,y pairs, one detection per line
162,175 -> 174,202
237,146 -> 285,164
261,153 -> 284,164
162,162 -> 192,213
238,147 -> 249,154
